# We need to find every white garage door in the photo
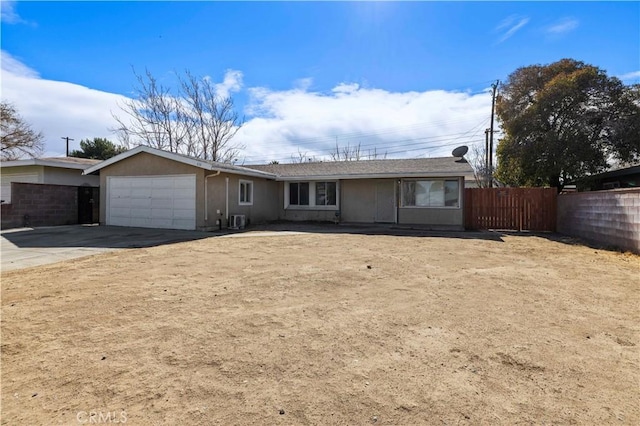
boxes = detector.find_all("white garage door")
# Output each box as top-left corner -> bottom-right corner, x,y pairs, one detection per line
107,175 -> 196,230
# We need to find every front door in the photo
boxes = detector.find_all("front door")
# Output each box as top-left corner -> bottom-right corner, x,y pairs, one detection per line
78,186 -> 95,224
375,180 -> 396,223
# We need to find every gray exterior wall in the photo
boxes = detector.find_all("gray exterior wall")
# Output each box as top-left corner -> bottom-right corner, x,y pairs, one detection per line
98,152 -> 207,228
341,179 -> 378,222
398,207 -> 463,228
273,177 -> 465,228
204,171 -> 279,228
557,188 -> 640,253
43,167 -> 99,187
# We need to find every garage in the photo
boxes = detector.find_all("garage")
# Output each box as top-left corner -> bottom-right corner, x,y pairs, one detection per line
107,175 -> 196,230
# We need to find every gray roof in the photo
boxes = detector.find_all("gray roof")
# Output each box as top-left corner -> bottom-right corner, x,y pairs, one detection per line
247,157 -> 473,180
1,157 -> 101,170
83,145 -> 276,179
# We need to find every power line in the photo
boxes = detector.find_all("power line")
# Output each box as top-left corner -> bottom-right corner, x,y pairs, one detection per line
237,111 -> 490,152
240,118 -> 491,163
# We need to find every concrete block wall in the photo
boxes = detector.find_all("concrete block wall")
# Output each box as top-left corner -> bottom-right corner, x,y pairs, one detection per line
1,182 -> 79,229
557,188 -> 640,253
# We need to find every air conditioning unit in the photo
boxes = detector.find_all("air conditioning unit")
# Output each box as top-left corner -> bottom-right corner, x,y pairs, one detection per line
229,214 -> 246,230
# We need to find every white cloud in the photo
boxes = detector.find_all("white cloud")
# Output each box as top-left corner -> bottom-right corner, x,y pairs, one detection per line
1,1 -> 33,25
236,84 -> 492,164
1,50 -> 493,162
1,1 -> 20,23
1,50 -> 127,156
618,70 -> 640,82
214,69 -> 243,99
0,51 -> 39,78
495,15 -> 530,43
545,18 -> 579,35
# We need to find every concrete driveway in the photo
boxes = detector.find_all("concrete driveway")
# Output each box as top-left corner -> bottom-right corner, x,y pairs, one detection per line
1,225 -> 213,272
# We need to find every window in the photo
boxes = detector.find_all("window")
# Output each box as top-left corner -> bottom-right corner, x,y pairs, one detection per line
403,179 -> 459,208
287,181 -> 338,208
315,182 -> 337,206
289,182 -> 309,206
239,180 -> 253,205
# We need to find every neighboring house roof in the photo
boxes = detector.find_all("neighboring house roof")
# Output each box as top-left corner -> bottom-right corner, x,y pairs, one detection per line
247,157 -> 473,181
585,164 -> 640,181
0,157 -> 101,170
82,145 -> 277,179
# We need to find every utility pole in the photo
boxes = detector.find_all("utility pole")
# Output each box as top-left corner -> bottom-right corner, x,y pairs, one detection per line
61,136 -> 74,157
485,128 -> 490,187
489,80 -> 499,187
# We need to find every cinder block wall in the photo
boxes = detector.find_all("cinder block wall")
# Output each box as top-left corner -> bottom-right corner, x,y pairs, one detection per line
1,182 -> 78,229
557,188 -> 640,253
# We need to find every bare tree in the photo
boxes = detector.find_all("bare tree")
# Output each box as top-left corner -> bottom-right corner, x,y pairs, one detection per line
469,144 -> 492,188
291,148 -> 317,163
1,101 -> 44,160
179,71 -> 244,162
329,141 -> 387,161
330,141 -> 361,161
112,69 -> 187,153
112,69 -> 244,163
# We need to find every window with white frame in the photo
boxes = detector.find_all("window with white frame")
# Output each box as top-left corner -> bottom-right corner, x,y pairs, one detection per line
287,181 -> 338,208
402,179 -> 459,208
239,180 -> 253,205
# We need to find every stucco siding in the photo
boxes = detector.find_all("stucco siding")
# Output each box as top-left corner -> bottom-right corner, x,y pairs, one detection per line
44,167 -> 99,187
272,177 -> 464,227
398,207 -> 463,228
98,152 -> 206,228
341,179 -> 377,222
205,172 -> 278,227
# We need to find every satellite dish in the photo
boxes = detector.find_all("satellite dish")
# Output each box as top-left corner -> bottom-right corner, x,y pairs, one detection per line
452,145 -> 468,158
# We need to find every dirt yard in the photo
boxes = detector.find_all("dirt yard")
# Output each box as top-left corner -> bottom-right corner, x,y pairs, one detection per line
1,229 -> 638,425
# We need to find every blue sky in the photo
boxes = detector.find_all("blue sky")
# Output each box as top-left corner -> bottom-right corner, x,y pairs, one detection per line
2,1 -> 639,162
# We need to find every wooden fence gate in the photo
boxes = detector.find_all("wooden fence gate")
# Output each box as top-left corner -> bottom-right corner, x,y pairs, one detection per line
464,187 -> 557,231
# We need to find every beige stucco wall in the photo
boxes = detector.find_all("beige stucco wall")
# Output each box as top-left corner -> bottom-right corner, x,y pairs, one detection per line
44,167 -> 99,187
398,207 -> 463,227
341,179 -> 377,222
204,171 -> 279,228
98,152 -> 206,228
98,152 -> 278,230
272,177 -> 465,228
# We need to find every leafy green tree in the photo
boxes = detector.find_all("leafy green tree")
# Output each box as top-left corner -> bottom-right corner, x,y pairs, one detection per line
70,137 -> 126,160
495,59 -> 640,190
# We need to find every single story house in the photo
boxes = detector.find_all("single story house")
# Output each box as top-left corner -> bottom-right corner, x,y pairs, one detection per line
1,157 -> 101,228
83,146 -> 474,231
